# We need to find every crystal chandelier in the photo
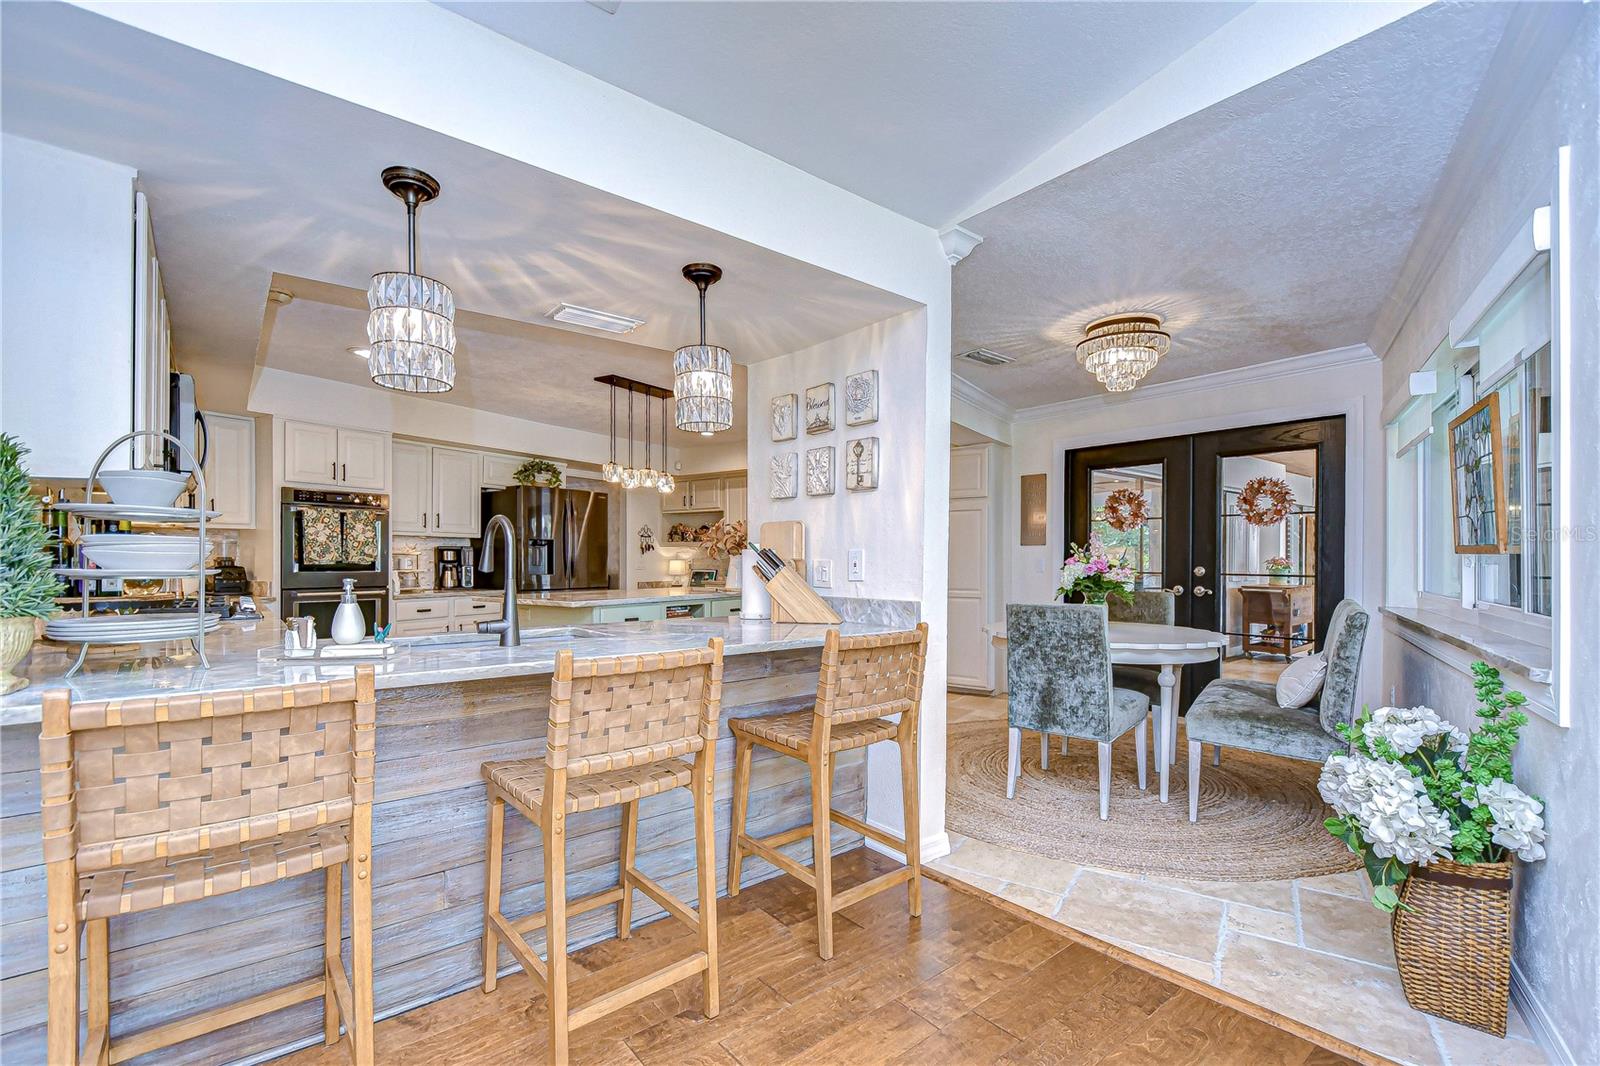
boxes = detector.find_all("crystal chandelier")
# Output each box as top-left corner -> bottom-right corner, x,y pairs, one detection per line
1075,313 -> 1170,393
368,166 -> 456,393
673,263 -> 733,433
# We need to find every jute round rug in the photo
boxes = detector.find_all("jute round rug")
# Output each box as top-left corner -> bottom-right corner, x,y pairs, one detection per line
945,719 -> 1360,881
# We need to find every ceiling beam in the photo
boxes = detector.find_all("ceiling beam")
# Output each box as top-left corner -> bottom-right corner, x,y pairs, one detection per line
953,0 -> 1427,227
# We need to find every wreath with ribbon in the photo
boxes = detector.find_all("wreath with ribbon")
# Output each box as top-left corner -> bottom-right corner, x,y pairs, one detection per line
1239,475 -> 1295,526
1101,488 -> 1150,532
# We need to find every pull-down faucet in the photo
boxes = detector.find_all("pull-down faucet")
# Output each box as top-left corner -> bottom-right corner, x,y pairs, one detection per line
476,514 -> 521,647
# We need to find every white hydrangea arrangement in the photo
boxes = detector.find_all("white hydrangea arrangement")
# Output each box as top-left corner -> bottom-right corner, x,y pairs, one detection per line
1320,662 -> 1546,911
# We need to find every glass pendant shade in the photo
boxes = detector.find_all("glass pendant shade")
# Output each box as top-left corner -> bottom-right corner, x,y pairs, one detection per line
620,467 -> 640,489
639,467 -> 659,488
673,344 -> 734,433
1075,313 -> 1170,393
603,461 -> 621,483
657,472 -> 675,494
367,272 -> 456,393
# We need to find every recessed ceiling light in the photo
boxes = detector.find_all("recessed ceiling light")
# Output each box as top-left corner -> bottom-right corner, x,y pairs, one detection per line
549,303 -> 645,334
347,346 -> 371,359
700,431 -> 714,437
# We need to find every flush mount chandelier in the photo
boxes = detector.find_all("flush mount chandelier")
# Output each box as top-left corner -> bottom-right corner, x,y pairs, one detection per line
1075,313 -> 1170,393
673,263 -> 734,434
368,166 -> 456,393
598,375 -> 676,494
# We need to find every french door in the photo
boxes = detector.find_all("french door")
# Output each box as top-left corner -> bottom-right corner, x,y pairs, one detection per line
1065,416 -> 1346,708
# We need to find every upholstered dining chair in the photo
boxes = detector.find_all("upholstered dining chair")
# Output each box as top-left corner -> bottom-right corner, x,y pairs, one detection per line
1006,604 -> 1149,819
1106,589 -> 1175,704
1184,598 -> 1370,821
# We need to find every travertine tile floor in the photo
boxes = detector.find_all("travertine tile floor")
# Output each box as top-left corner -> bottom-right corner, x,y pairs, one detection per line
939,692 -> 1548,1066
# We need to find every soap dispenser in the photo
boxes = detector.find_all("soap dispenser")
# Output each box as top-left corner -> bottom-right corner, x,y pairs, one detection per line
331,578 -> 367,645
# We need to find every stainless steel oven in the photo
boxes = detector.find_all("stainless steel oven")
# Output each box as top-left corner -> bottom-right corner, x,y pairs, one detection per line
280,488 -> 390,590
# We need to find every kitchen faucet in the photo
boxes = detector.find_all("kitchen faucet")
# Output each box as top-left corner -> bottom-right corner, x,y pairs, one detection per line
476,514 -> 521,647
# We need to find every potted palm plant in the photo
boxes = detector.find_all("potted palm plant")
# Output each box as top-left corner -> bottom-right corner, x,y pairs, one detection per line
0,434 -> 61,693
1319,663 -> 1545,1036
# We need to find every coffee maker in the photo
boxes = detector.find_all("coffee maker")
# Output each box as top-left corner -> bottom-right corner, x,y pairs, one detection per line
436,545 -> 474,589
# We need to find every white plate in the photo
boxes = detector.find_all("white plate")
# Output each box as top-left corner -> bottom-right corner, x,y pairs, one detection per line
58,503 -> 221,522
54,568 -> 217,580
46,614 -> 221,640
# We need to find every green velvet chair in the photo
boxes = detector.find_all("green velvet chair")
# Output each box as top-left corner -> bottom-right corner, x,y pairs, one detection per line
1184,598 -> 1370,822
1006,603 -> 1149,820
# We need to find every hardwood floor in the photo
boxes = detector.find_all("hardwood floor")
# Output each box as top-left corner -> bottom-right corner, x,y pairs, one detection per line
278,849 -> 1354,1066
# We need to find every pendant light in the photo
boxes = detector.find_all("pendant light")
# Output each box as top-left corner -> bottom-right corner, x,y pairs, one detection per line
639,392 -> 659,488
673,263 -> 733,433
602,384 -> 622,482
657,393 -> 676,495
368,166 -> 456,393
619,388 -> 640,489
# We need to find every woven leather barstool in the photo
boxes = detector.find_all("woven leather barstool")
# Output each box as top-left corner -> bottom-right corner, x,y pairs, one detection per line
480,638 -> 724,1066
727,623 -> 928,960
41,668 -> 377,1066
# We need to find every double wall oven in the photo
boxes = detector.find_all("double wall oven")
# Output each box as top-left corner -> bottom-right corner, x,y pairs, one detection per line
280,488 -> 390,639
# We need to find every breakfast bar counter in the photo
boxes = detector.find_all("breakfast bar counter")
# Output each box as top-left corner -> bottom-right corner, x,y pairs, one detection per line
0,613 -> 902,1065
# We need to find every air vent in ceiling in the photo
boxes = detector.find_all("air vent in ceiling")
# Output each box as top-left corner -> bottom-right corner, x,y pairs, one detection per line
548,303 -> 645,334
956,347 -> 1014,367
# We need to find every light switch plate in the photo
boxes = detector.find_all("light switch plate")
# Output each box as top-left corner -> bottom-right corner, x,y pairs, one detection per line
813,559 -> 833,588
847,549 -> 865,582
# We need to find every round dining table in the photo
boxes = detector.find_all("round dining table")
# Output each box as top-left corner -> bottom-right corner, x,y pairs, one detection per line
988,620 -> 1228,803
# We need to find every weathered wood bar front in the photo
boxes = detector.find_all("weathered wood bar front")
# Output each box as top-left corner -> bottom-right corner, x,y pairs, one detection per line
0,614 -> 911,1065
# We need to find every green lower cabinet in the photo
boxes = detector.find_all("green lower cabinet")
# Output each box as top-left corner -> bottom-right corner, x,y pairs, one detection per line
592,603 -> 669,623
708,598 -> 742,618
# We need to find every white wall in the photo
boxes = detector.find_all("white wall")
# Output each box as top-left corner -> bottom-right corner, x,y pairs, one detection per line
1373,11 -> 1599,1062
0,134 -> 135,475
1001,347 -> 1386,707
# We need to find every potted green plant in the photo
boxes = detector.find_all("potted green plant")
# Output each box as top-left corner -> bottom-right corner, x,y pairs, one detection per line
1055,537 -> 1135,606
1318,663 -> 1544,1036
0,435 -> 61,693
513,458 -> 562,487
1265,555 -> 1292,584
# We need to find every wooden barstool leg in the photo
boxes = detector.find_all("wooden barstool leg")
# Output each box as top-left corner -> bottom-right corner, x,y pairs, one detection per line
727,737 -> 753,896
351,814 -> 375,1066
45,862 -> 80,1066
482,791 -> 505,992
692,750 -> 719,1018
898,728 -> 922,918
87,917 -> 110,1066
544,808 -> 570,1066
810,750 -> 835,960
617,800 -> 638,939
323,865 -> 343,1046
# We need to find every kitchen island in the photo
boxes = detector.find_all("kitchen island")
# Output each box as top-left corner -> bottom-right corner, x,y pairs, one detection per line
0,609 -> 902,1065
516,586 -> 741,626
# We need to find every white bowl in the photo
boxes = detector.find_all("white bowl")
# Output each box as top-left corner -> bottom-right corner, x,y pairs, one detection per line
96,469 -> 188,508
81,534 -> 212,572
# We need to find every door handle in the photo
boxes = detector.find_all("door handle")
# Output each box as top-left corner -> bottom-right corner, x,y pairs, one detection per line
332,461 -> 337,480
1193,585 -> 1211,597
1167,585 -> 1185,596
343,463 -> 348,482
1193,566 -> 1207,577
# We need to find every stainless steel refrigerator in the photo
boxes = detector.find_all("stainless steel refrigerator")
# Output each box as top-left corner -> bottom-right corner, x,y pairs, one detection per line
475,486 -> 610,591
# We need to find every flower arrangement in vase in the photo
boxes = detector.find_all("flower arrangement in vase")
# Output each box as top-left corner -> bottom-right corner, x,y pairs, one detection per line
1055,538 -> 1135,607
697,519 -> 748,590
1265,555 -> 1292,584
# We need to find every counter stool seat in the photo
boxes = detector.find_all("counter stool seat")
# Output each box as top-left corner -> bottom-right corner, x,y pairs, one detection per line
732,709 -> 899,755
484,758 -> 693,815
78,823 -> 350,920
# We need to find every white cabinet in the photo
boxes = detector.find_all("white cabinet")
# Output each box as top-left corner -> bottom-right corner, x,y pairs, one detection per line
132,192 -> 171,469
724,476 -> 747,526
283,421 -> 389,491
950,447 -> 989,498
393,594 -> 501,636
480,453 -> 524,490
391,441 -> 431,535
431,446 -> 480,536
661,478 -> 729,514
199,411 -> 255,528
391,440 -> 480,536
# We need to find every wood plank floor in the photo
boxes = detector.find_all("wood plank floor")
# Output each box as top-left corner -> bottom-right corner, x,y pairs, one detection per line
278,849 -> 1356,1066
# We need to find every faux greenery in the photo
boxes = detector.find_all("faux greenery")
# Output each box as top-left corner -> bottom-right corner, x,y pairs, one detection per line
0,434 -> 61,619
1320,663 -> 1544,912
513,459 -> 562,487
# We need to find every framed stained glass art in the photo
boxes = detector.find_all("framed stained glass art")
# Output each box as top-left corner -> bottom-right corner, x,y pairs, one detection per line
1447,393 -> 1509,554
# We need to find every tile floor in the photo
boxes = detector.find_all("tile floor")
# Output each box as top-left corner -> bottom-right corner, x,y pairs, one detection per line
938,692 -> 1548,1066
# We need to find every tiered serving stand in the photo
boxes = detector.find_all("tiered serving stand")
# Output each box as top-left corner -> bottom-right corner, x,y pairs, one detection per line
47,430 -> 219,677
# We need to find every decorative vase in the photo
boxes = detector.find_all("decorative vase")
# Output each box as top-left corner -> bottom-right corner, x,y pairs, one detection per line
724,558 -> 742,591
0,616 -> 36,695
1390,858 -> 1513,1036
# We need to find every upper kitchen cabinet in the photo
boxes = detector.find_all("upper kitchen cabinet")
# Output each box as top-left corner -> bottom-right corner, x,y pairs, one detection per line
0,135 -> 168,476
282,420 -> 389,491
199,411 -> 256,528
391,440 -> 431,535
391,440 -> 480,535
724,476 -> 748,526
661,478 -> 729,514
480,452 -> 524,490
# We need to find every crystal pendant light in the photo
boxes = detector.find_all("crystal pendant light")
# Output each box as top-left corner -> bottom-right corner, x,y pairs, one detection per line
657,394 -> 676,494
602,383 -> 622,483
638,390 -> 659,488
368,167 -> 456,393
1074,313 -> 1170,393
673,263 -> 733,433
619,388 -> 640,488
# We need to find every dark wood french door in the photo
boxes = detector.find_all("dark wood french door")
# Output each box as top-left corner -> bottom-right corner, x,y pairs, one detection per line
1065,416 -> 1346,709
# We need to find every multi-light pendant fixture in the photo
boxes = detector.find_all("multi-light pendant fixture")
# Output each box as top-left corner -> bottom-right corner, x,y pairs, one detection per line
673,263 -> 734,435
367,166 -> 457,393
599,375 -> 675,495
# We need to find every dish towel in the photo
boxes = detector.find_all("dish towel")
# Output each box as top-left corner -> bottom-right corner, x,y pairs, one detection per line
299,509 -> 343,567
342,511 -> 380,566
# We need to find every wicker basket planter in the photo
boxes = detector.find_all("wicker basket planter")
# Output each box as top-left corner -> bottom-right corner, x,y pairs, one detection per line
1390,858 -> 1513,1036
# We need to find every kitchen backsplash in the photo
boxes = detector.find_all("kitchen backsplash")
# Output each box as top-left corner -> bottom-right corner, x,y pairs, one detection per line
393,534 -> 471,592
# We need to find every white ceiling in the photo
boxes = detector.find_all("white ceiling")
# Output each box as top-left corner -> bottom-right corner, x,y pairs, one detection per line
264,276 -> 747,443
950,2 -> 1514,409
440,1 -> 1249,227
1,3 -> 913,438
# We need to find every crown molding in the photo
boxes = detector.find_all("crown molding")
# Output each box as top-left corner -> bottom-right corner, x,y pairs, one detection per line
950,373 -> 1014,420
939,225 -> 983,266
1011,343 -> 1378,424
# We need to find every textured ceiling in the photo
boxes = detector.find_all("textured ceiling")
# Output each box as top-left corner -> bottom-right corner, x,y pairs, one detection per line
951,2 -> 1513,409
264,278 -> 747,443
440,0 -> 1248,226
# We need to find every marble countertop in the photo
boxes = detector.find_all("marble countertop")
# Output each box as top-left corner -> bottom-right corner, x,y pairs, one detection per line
515,588 -> 737,608
0,609 -> 874,725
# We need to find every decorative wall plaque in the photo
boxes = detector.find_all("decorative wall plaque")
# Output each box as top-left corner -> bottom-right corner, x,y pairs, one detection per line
770,393 -> 797,442
805,383 -> 835,434
844,369 -> 878,426
805,446 -> 835,496
1020,473 -> 1047,545
844,436 -> 878,491
769,452 -> 798,500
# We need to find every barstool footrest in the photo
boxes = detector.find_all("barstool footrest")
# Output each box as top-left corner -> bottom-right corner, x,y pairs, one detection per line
827,808 -> 905,854
830,866 -> 913,912
738,833 -> 817,887
488,910 -> 549,987
567,952 -> 708,1032
508,886 -> 624,936
109,976 -> 325,1064
625,867 -> 699,931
